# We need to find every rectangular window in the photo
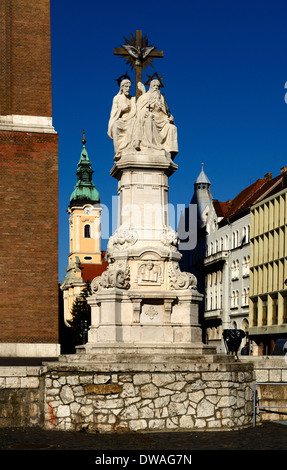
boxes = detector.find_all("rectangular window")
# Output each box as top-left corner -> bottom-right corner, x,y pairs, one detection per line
262,305 -> 267,326
272,298 -> 278,325
283,297 -> 287,324
253,301 -> 258,326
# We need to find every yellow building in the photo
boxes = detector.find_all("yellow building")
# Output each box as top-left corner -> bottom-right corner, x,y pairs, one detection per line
61,134 -> 107,325
249,170 -> 287,355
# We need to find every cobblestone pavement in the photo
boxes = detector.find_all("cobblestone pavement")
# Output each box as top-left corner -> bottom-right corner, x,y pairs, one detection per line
1,358 -> 287,464
0,422 -> 286,450
0,422 -> 286,467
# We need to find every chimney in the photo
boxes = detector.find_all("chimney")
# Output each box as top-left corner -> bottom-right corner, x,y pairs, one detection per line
264,172 -> 272,181
280,166 -> 287,174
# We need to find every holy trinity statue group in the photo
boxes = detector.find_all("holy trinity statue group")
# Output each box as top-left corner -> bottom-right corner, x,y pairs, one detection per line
108,78 -> 178,160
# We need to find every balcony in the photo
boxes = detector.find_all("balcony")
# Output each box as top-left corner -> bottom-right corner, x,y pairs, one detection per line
203,309 -> 223,320
204,250 -> 229,267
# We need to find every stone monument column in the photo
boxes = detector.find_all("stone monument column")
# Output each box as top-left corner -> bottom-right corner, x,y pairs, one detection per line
81,76 -> 214,358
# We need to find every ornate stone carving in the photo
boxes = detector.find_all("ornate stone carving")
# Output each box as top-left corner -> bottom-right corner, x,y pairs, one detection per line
145,305 -> 158,320
106,228 -> 138,263
91,260 -> 130,292
168,261 -> 197,290
107,228 -> 138,254
136,260 -> 162,285
161,226 -> 179,251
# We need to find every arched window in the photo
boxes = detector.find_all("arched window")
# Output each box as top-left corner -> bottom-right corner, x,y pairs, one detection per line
232,290 -> 235,308
247,256 -> 250,272
225,234 -> 229,250
218,270 -> 222,284
242,288 -> 247,305
242,257 -> 247,276
242,287 -> 249,305
232,290 -> 239,308
84,224 -> 91,238
243,256 -> 250,277
243,226 -> 247,238
242,318 -> 249,332
236,259 -> 239,278
232,260 -> 239,279
232,260 -> 236,279
235,290 -> 239,307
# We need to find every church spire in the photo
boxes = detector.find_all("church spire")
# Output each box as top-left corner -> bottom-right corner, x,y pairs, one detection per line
195,162 -> 211,186
191,163 -> 212,227
69,131 -> 100,207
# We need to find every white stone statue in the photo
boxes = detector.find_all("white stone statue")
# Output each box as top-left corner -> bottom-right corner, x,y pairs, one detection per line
136,79 -> 178,157
108,79 -> 138,159
108,78 -> 178,160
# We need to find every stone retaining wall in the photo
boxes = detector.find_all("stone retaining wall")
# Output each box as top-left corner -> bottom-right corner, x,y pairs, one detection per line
241,357 -> 287,383
0,366 -> 44,427
241,357 -> 287,423
43,361 -> 254,432
0,357 -> 286,432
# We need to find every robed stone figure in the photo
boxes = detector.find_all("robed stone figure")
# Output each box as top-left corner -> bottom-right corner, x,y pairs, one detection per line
108,78 -> 178,159
136,79 -> 178,157
108,79 -> 137,159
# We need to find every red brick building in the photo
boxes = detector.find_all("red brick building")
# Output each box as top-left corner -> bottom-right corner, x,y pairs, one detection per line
0,0 -> 59,356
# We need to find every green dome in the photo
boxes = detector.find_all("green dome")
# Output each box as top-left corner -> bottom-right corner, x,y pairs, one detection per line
69,135 -> 100,206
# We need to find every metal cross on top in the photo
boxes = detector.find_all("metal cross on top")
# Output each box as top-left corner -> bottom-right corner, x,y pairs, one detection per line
114,30 -> 163,98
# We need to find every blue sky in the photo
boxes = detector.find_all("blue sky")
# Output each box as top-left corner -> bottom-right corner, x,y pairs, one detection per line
50,0 -> 287,281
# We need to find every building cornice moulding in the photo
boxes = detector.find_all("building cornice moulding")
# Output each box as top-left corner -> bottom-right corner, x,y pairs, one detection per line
0,114 -> 57,134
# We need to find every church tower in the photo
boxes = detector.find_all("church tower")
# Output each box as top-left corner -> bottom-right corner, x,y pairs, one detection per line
61,133 -> 106,324
0,0 -> 59,356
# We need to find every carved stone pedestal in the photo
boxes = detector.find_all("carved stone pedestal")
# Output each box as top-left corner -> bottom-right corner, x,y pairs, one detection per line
81,148 -> 213,358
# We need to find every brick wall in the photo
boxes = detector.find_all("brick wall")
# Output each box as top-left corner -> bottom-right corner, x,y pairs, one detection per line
0,131 -> 59,344
0,0 -> 52,117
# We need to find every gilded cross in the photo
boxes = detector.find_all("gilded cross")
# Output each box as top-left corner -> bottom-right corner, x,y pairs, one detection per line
114,30 -> 163,98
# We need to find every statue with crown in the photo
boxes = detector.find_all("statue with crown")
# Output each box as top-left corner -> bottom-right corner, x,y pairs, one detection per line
107,74 -> 178,161
79,31 -> 213,360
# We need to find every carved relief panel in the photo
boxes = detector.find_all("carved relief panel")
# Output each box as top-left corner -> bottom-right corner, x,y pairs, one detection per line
136,260 -> 163,286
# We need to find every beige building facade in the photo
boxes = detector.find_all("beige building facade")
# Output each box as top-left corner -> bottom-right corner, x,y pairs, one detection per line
249,184 -> 287,354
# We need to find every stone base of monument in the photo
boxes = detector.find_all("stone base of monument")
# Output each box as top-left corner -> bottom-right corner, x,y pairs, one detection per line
53,337 -> 254,432
80,287 -> 213,355
43,353 -> 254,432
60,343 -> 218,365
